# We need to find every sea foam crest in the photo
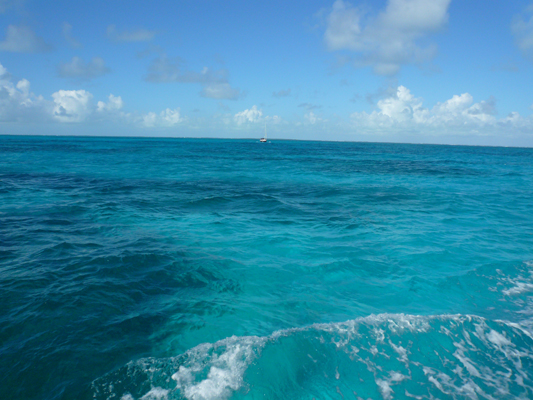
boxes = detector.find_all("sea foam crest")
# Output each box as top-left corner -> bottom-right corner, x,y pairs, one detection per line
93,313 -> 533,400
502,261 -> 533,296
171,336 -> 266,400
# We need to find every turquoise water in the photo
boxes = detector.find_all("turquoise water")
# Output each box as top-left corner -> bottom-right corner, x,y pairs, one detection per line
1,136 -> 533,399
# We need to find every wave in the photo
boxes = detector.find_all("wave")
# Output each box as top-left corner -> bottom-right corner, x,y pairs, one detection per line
92,313 -> 533,400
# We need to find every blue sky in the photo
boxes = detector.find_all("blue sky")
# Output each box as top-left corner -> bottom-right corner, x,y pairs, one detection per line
1,0 -> 533,146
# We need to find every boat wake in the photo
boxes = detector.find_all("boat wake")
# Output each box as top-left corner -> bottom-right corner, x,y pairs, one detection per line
93,313 -> 533,399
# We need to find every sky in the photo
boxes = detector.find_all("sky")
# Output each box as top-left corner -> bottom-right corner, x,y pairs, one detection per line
1,0 -> 533,146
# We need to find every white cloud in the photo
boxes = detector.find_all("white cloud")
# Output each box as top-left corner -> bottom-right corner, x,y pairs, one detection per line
62,22 -> 81,48
350,86 -> 512,135
142,108 -> 183,127
373,85 -> 426,122
160,108 -> 183,125
58,57 -> 110,80
0,62 -> 190,129
52,90 -> 93,122
324,1 -> 362,51
234,105 -> 263,125
2,60 -> 532,143
0,62 -> 49,121
304,111 -> 326,125
512,5 -> 533,61
142,112 -> 158,127
107,24 -> 156,43
97,94 -> 123,113
51,90 -> 128,124
201,83 -> 242,100
266,115 -> 282,124
0,25 -> 52,53
305,112 -> 318,124
324,0 -> 450,75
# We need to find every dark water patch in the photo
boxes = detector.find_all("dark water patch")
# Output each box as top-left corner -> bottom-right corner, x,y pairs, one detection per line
0,243 -> 243,400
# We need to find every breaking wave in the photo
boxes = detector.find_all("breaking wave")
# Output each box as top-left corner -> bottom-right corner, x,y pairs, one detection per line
93,313 -> 533,400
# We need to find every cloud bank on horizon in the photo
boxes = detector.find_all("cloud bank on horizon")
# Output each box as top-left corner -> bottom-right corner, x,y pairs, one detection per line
1,0 -> 533,146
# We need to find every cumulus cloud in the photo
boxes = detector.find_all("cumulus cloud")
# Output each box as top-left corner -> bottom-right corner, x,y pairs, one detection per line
302,110 -> 326,125
1,63 -> 101,123
0,25 -> 52,53
52,90 -> 93,122
97,94 -> 123,113
512,5 -> 533,61
58,57 -> 110,80
324,0 -> 450,75
107,24 -> 156,43
52,90 -> 130,123
266,115 -> 282,124
234,105 -> 263,125
0,62 -> 50,121
142,108 -> 183,127
273,88 -> 291,98
305,112 -> 319,124
53,92 -> 184,128
349,86 -> 522,136
62,22 -> 81,48
0,62 -> 190,129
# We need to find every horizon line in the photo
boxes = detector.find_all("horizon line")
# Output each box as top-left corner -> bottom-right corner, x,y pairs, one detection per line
0,133 -> 531,150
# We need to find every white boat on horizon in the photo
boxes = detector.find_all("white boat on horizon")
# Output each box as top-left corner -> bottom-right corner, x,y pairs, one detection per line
260,124 -> 267,142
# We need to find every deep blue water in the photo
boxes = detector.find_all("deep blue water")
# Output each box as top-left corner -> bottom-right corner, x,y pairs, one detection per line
1,135 -> 533,400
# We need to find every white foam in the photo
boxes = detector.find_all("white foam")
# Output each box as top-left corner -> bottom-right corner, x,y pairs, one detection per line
376,378 -> 393,399
404,389 -> 423,399
376,372 -> 408,400
126,313 -> 436,400
486,329 -> 512,348
493,261 -> 533,334
453,340 -> 481,378
501,261 -> 533,296
424,368 -> 446,393
390,341 -> 408,364
105,312 -> 533,400
313,313 -> 432,336
171,336 -> 265,400
139,387 -> 169,400
503,282 -> 533,296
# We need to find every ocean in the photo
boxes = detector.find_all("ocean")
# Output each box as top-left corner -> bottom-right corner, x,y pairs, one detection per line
1,135 -> 533,400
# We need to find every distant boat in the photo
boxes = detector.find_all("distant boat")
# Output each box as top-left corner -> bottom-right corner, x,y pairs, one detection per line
260,124 -> 267,142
